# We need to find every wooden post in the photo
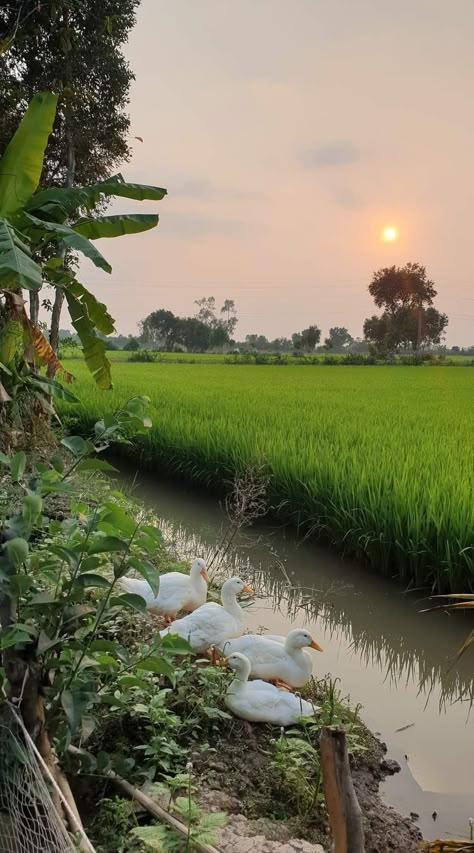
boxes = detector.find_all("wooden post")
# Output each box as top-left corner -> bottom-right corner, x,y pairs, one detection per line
320,726 -> 365,853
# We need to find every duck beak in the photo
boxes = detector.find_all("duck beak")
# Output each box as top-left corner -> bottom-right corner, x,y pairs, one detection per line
242,584 -> 254,594
310,639 -> 323,652
201,568 -> 210,582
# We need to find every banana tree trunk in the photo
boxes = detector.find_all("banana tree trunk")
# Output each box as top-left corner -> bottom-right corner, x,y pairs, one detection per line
29,290 -> 39,326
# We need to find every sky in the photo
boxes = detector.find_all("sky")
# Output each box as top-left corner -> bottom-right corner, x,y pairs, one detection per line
81,0 -> 474,345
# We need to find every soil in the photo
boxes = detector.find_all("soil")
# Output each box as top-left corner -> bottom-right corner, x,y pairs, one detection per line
185,716 -> 422,853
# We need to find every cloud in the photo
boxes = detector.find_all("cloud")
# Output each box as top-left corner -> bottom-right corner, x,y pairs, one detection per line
174,179 -> 215,199
331,185 -> 363,209
301,141 -> 360,168
173,178 -> 264,202
160,211 -> 251,238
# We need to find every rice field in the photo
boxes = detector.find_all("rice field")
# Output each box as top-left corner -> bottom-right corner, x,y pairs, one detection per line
58,361 -> 474,591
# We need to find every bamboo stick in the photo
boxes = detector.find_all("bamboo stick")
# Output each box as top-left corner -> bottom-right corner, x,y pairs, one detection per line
68,745 -> 224,853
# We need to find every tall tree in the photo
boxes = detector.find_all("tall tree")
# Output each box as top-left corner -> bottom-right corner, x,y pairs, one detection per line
324,327 -> 353,351
194,295 -> 238,338
0,0 -> 141,351
139,309 -> 178,349
221,298 -> 237,336
364,262 -> 447,353
300,325 -> 321,352
194,296 -> 217,328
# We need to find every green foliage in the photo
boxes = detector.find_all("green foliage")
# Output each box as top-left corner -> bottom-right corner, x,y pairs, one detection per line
269,676 -> 367,819
88,796 -> 138,853
0,397 -> 194,759
364,262 -> 448,353
128,350 -> 161,363
57,362 -> 474,591
0,92 -> 166,394
0,92 -> 58,217
130,768 -> 227,853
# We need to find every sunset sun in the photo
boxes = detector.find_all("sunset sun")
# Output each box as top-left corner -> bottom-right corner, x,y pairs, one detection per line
382,226 -> 398,242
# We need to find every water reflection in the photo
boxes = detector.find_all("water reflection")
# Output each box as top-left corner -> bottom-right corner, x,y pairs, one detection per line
157,514 -> 474,712
115,463 -> 474,839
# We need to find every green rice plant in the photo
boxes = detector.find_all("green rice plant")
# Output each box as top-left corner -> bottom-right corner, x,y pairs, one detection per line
57,363 -> 474,591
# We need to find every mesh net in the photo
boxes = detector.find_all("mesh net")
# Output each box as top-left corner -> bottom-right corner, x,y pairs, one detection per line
0,703 -> 77,853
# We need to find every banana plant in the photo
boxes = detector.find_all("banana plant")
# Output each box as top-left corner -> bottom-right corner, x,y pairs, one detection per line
0,91 -> 166,397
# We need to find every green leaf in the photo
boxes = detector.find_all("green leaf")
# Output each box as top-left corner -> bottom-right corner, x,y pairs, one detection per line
87,536 -> 129,555
26,174 -> 167,220
159,634 -> 193,655
130,827 -> 163,850
127,557 -> 160,597
65,279 -> 115,335
4,537 -> 28,567
110,593 -> 147,614
0,219 -> 43,290
10,622 -> 37,638
50,454 -> 64,473
98,175 -> 167,203
73,213 -> 159,239
22,212 -> 112,273
7,574 -> 33,596
0,452 -> 10,464
76,459 -> 118,474
0,92 -> 58,216
22,494 -> 42,530
49,545 -> 79,568
0,627 -> 32,650
118,674 -> 148,689
28,375 -> 79,403
74,573 -> 111,589
64,290 -> 112,389
61,435 -> 94,458
80,556 -> 102,572
100,507 -> 137,536
89,640 -> 118,654
10,451 -> 26,482
61,689 -> 94,734
135,656 -> 174,680
37,629 -> 62,656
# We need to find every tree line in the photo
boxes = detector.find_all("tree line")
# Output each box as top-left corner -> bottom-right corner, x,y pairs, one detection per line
118,262 -> 452,355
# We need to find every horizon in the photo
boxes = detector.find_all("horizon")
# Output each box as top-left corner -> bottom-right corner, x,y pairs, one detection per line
74,0 -> 474,345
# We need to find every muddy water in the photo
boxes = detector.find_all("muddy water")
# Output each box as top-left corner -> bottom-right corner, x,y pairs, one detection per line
117,462 -> 474,842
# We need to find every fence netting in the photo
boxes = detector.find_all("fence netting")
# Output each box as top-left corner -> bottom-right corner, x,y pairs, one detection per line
0,702 -> 77,853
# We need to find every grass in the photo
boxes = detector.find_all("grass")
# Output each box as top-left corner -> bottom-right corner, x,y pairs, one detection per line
58,361 -> 474,591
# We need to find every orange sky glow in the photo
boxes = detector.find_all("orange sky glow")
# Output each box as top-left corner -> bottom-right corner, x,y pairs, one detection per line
79,0 -> 474,345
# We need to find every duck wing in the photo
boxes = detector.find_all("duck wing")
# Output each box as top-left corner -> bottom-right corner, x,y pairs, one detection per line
222,636 -> 286,667
160,602 -> 224,651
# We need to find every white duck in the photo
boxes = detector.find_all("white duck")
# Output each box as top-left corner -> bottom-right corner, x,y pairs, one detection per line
160,577 -> 253,653
118,558 -> 209,622
219,629 -> 323,689
224,652 -> 320,726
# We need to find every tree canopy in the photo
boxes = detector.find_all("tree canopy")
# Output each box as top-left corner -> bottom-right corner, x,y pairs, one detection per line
364,262 -> 448,353
0,0 -> 141,349
368,262 -> 437,313
139,299 -> 238,352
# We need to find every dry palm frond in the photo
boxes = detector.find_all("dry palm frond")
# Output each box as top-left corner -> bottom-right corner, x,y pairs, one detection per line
25,319 -> 74,382
4,290 -> 74,382
420,593 -> 474,668
419,841 -> 474,852
420,594 -> 474,613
